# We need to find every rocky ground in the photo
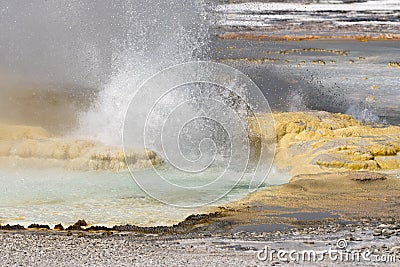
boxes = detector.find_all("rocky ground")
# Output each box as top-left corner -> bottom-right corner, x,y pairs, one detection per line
1,219 -> 400,266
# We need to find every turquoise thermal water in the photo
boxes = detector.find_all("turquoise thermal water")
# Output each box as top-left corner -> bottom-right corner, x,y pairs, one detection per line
0,168 -> 290,227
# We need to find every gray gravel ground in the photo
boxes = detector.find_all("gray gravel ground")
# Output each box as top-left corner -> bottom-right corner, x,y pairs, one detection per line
0,232 -> 259,267
1,226 -> 400,267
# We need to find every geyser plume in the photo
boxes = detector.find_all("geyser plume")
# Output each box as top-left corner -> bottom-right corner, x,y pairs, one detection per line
0,1 -> 211,145
77,0 -> 212,145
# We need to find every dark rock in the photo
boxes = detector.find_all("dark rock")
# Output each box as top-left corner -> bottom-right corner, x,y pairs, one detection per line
373,229 -> 382,236
350,172 -> 387,182
27,224 -> 50,230
86,226 -> 112,231
54,224 -> 64,231
113,225 -> 140,232
74,219 -> 87,227
112,212 -> 223,235
0,224 -> 25,230
66,225 -> 83,231
102,231 -> 113,236
344,233 -> 356,241
184,212 -> 222,222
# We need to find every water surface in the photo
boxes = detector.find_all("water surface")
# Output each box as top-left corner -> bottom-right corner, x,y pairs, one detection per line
0,167 -> 290,227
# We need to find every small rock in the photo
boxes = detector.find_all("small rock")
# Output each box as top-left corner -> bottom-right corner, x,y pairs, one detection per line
382,229 -> 395,236
0,224 -> 25,230
77,232 -> 86,238
54,224 -> 64,231
74,219 -> 87,227
345,234 -> 356,241
373,229 -> 382,236
27,224 -> 50,230
378,224 -> 389,229
66,225 -> 83,231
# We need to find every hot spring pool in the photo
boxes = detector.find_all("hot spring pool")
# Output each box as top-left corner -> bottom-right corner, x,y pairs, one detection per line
0,168 -> 290,228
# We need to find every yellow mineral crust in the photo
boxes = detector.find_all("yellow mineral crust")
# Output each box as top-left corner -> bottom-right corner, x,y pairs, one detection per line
212,112 -> 400,225
0,123 -> 50,140
0,124 -> 161,172
252,111 -> 400,176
